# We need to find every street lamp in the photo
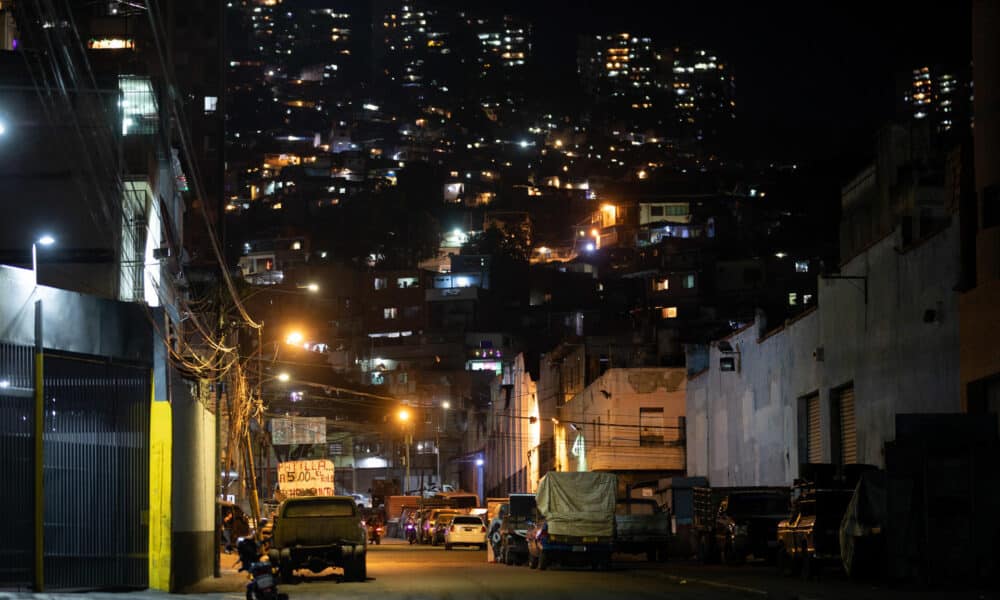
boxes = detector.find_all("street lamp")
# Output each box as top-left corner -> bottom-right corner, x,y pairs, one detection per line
276,372 -> 291,383
285,331 -> 304,345
397,407 -> 412,495
436,401 -> 451,491
32,234 -> 55,286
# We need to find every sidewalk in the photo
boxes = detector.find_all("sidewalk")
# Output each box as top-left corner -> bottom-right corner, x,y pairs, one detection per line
632,559 -> 1000,600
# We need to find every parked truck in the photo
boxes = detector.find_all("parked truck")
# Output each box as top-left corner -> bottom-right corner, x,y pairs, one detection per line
614,498 -> 671,562
498,493 -> 536,565
777,464 -> 876,577
692,486 -> 790,564
267,495 -> 367,582
527,472 -> 617,571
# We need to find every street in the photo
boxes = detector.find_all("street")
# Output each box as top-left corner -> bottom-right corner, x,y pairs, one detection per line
168,539 -> 995,600
0,539 -> 996,600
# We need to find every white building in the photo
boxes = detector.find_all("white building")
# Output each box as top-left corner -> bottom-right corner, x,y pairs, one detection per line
686,216 -> 961,486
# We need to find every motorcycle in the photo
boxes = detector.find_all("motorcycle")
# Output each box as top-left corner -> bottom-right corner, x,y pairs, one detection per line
367,523 -> 382,545
236,536 -> 286,600
405,521 -> 417,545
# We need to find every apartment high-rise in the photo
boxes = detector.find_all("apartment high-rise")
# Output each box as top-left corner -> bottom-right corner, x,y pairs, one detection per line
670,47 -> 736,168
901,65 -> 973,138
577,33 -> 666,99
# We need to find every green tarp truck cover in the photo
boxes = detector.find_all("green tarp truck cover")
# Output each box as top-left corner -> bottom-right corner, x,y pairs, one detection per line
536,472 -> 617,537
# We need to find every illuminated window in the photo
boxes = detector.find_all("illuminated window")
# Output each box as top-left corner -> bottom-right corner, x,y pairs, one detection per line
119,75 -> 157,135
803,293 -> 813,304
795,260 -> 809,273
374,277 -> 388,290
683,274 -> 695,289
383,307 -> 398,320
788,293 -> 798,306
655,279 -> 669,291
204,96 -> 218,114
661,307 -> 678,319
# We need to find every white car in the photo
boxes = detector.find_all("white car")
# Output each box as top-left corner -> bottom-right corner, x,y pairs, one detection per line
444,515 -> 487,550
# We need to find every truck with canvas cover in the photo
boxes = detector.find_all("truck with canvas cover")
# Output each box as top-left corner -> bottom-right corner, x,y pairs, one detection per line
527,472 -> 617,571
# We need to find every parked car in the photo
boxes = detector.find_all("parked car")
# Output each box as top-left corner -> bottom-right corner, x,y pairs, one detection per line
498,493 -> 535,565
488,502 -> 509,558
266,495 -> 367,582
419,508 -> 459,544
444,515 -> 487,550
432,511 -> 462,546
777,464 -> 876,577
693,486 -> 790,563
777,484 -> 854,577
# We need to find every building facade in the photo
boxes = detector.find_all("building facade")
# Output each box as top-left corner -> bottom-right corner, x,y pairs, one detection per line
686,216 -> 961,486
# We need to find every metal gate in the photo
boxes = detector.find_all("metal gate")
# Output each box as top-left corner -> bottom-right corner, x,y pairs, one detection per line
0,343 -> 150,590
806,393 -> 823,464
0,342 -> 35,588
836,386 -> 857,465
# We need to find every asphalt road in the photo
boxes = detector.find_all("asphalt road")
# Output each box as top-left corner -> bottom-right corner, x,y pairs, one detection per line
232,539 -> 997,600
266,538 -> 735,600
1,540 -> 992,600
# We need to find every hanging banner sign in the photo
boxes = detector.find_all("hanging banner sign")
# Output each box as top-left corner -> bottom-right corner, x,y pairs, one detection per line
271,416 -> 326,445
278,459 -> 335,497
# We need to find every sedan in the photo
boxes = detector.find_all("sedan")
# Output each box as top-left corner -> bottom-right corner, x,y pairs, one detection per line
444,515 -> 487,550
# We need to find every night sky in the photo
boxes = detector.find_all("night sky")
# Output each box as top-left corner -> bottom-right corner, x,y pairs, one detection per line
462,1 -> 972,174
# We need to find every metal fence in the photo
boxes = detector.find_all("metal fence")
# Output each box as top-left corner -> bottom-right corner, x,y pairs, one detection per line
0,343 -> 150,590
0,342 -> 35,589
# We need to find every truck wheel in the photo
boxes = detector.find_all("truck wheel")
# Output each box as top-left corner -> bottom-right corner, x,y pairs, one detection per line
538,550 -> 549,571
776,546 -> 790,576
800,544 -> 812,580
345,555 -> 366,582
697,535 -> 712,564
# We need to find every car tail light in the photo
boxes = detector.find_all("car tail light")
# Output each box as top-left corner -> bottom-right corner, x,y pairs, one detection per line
450,525 -> 455,532
480,526 -> 486,533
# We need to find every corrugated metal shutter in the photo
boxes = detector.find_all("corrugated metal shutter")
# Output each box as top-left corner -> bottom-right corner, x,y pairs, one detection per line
838,386 -> 857,464
807,394 -> 823,464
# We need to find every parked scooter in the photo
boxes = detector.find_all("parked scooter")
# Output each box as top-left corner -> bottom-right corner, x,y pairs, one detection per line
236,536 -> 287,600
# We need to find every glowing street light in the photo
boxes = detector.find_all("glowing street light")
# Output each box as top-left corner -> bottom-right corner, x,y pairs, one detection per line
306,282 -> 319,292
398,406 -> 413,493
441,400 -> 450,410
32,234 -> 56,286
277,372 -> 291,382
285,331 -> 304,345
0,120 -> 7,136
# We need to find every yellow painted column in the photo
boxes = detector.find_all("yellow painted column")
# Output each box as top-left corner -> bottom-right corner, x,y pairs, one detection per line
149,383 -> 173,591
33,299 -> 44,592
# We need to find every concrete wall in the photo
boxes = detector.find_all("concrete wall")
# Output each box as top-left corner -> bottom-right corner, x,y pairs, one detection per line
170,374 -> 217,591
0,265 -> 152,361
687,218 -> 961,487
